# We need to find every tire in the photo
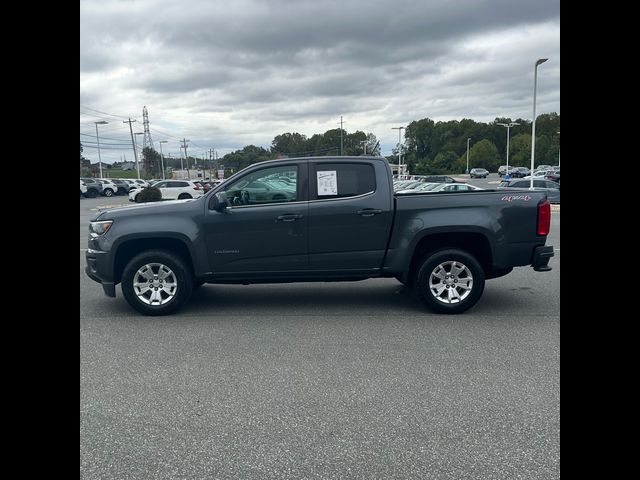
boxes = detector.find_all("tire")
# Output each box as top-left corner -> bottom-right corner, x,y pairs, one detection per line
86,189 -> 98,198
178,193 -> 192,199
103,188 -> 114,197
414,248 -> 485,314
121,250 -> 193,316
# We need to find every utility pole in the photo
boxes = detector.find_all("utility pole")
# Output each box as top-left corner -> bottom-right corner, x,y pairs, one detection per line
360,140 -> 367,155
338,116 -> 346,155
209,148 -> 214,179
181,138 -> 190,179
94,121 -> 108,178
159,140 -> 168,180
123,118 -> 140,179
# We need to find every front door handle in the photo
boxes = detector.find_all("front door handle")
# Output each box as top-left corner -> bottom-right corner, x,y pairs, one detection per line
276,214 -> 303,222
356,209 -> 383,217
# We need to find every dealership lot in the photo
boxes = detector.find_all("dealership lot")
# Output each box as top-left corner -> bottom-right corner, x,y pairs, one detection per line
80,190 -> 559,479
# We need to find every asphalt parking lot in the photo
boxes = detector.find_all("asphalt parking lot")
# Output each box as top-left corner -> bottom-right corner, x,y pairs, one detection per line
80,188 -> 560,479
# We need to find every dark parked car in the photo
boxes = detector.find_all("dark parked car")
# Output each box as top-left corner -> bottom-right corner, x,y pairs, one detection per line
86,156 -> 553,316
469,168 -> 489,178
422,175 -> 457,183
80,178 -> 103,198
497,178 -> 560,204
110,179 -> 131,195
508,167 -> 531,178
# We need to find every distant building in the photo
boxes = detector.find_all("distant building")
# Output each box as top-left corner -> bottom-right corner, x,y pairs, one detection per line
121,162 -> 136,171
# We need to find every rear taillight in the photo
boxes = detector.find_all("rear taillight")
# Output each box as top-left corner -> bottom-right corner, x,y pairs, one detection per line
537,199 -> 551,236
193,185 -> 200,190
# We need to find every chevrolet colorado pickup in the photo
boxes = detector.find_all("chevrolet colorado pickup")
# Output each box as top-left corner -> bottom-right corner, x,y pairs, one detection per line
85,156 -> 553,315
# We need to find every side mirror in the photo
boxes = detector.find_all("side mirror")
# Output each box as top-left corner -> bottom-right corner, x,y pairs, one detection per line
210,191 -> 229,212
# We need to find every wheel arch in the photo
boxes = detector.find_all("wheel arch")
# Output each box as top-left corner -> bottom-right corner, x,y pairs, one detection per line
403,230 -> 493,287
113,235 -> 196,284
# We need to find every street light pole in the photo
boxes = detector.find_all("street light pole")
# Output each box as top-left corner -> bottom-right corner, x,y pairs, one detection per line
466,138 -> 470,174
94,121 -> 108,178
497,122 -> 520,176
392,127 -> 405,175
159,140 -> 168,180
530,58 -> 548,190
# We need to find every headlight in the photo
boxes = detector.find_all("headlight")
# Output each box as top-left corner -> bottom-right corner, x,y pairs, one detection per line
89,220 -> 113,237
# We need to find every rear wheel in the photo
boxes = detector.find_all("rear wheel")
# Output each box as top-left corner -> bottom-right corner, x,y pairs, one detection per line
178,193 -> 192,199
103,188 -> 114,197
121,250 -> 193,316
86,189 -> 98,198
414,248 -> 485,314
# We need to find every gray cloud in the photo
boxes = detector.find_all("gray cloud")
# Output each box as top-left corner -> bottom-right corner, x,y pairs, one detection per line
80,0 -> 560,163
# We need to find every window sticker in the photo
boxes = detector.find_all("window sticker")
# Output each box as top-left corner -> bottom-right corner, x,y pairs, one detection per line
317,170 -> 338,196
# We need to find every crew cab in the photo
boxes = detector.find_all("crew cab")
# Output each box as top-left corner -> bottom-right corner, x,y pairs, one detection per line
86,157 -> 553,315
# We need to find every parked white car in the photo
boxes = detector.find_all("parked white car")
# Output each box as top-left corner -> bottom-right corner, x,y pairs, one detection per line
129,180 -> 205,202
97,178 -> 121,197
80,180 -> 87,196
523,170 -> 554,180
429,183 -> 483,192
118,179 -> 141,190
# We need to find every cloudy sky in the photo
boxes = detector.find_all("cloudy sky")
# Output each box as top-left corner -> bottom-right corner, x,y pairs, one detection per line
80,0 -> 560,164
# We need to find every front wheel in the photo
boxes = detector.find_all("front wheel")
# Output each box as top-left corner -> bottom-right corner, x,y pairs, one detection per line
103,188 -> 114,197
414,248 -> 485,314
121,250 -> 193,315
178,193 -> 192,199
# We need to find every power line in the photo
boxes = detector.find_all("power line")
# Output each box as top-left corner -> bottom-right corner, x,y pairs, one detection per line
80,132 -> 132,143
80,105 -> 130,120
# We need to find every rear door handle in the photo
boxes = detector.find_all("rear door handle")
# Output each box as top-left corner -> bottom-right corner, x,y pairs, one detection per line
277,214 -> 303,222
356,209 -> 383,217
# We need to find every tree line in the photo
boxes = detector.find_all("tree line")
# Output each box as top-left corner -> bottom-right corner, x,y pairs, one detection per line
81,113 -> 559,177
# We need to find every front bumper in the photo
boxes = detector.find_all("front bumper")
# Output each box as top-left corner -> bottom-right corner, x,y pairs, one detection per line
531,245 -> 554,272
85,249 -> 116,297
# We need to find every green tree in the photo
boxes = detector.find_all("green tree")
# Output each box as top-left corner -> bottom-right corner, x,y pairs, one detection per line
363,133 -> 381,156
467,139 -> 500,171
432,151 -> 459,173
221,145 -> 275,173
508,133 -> 532,167
405,118 -> 435,160
271,132 -> 309,156
142,147 -> 162,177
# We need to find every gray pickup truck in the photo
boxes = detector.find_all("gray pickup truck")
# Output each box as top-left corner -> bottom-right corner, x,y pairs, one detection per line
86,156 -> 553,315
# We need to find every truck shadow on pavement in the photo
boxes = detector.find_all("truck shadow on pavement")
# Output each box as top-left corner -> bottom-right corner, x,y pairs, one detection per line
186,280 -> 423,315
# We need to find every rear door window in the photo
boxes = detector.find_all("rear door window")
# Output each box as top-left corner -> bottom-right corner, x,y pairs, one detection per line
311,163 -> 375,200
